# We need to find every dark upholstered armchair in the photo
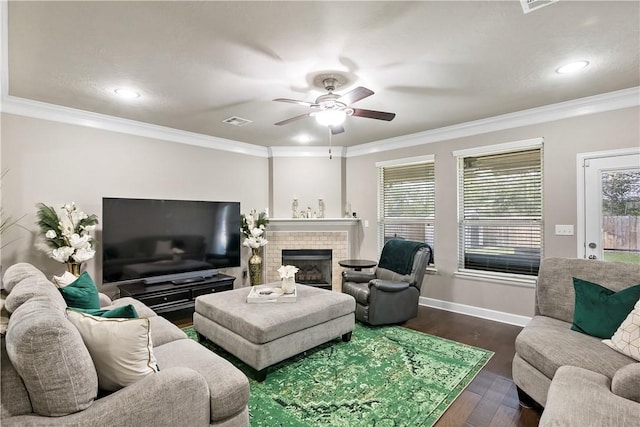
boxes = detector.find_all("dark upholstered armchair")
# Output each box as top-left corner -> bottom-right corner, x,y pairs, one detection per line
342,239 -> 431,325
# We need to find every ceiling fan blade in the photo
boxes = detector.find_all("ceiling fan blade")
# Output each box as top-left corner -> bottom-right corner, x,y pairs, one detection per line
330,125 -> 345,135
274,113 -> 311,126
337,86 -> 374,105
273,98 -> 318,108
351,108 -> 396,121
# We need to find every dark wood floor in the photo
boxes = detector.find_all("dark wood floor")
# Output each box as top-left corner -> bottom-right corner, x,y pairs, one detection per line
167,305 -> 541,427
404,306 -> 541,427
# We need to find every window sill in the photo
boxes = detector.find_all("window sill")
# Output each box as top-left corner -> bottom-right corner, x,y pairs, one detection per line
454,269 -> 537,288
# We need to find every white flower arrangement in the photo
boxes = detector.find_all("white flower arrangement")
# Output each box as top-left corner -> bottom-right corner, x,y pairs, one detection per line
241,209 -> 269,249
35,202 -> 98,264
277,265 -> 299,280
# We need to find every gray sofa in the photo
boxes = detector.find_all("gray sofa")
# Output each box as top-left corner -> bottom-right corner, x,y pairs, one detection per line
513,257 -> 640,426
1,263 -> 250,427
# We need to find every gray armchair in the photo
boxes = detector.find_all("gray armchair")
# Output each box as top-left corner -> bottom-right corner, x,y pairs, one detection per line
342,239 -> 431,325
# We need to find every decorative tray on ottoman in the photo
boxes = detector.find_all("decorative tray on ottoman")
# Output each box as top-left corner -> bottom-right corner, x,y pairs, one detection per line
246,284 -> 297,303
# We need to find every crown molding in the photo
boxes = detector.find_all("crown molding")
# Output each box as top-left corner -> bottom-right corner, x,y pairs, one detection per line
0,95 -> 270,158
346,87 -> 640,158
269,145 -> 346,158
2,85 -> 637,161
1,0 -> 636,161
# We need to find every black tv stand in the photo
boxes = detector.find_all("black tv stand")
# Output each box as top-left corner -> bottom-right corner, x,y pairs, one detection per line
118,273 -> 235,314
171,277 -> 206,285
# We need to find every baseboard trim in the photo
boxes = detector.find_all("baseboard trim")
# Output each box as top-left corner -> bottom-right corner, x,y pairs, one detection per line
419,297 -> 531,327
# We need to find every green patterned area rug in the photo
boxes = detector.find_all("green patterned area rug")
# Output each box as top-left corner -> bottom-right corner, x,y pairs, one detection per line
183,324 -> 493,426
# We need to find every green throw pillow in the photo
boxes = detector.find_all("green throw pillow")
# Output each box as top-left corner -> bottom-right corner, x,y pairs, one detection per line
71,304 -> 139,319
59,271 -> 100,310
571,278 -> 640,339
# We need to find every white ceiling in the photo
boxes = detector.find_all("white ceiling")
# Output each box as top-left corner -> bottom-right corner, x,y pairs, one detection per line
6,1 -> 640,148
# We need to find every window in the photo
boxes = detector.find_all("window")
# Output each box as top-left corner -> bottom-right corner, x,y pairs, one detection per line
377,155 -> 435,261
455,140 -> 543,277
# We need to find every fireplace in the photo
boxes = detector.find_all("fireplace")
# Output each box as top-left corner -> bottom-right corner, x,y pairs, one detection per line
265,221 -> 357,291
282,249 -> 332,290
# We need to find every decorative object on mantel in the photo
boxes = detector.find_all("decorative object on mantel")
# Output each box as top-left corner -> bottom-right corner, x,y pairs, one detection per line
35,202 -> 98,276
291,198 -> 299,218
277,265 -> 299,294
318,198 -> 325,218
241,209 -> 269,286
344,202 -> 352,218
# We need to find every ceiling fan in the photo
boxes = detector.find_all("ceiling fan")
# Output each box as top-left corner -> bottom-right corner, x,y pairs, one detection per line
273,77 -> 396,134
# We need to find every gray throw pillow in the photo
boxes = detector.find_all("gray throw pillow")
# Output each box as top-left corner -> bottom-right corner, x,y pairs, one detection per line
5,276 -> 66,314
2,263 -> 48,294
6,297 -> 98,416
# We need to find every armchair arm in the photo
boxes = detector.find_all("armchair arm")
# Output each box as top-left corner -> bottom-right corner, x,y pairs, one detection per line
540,365 -> 640,427
342,270 -> 376,283
3,368 -> 210,427
612,363 -> 640,403
369,279 -> 410,292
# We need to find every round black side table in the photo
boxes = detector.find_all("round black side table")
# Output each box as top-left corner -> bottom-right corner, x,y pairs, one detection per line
338,259 -> 377,271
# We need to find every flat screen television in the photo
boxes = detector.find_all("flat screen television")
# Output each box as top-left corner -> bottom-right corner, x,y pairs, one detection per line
102,197 -> 241,285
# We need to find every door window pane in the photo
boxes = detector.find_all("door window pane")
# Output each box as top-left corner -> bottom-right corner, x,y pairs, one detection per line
602,170 -> 640,264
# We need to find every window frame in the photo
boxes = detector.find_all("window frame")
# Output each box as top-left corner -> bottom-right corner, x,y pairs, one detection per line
453,138 -> 544,286
376,155 -> 435,264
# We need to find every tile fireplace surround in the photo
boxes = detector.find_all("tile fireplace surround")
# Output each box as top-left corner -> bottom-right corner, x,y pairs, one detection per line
264,219 -> 361,291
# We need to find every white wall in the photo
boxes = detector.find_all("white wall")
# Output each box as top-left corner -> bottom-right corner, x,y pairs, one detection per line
346,106 -> 640,318
2,105 -> 639,319
0,113 -> 269,294
271,156 -> 343,218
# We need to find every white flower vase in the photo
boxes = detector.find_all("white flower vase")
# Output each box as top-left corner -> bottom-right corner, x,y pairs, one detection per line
282,276 -> 296,294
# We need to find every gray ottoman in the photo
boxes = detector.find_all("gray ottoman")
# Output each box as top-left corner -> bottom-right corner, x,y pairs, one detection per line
193,284 -> 356,381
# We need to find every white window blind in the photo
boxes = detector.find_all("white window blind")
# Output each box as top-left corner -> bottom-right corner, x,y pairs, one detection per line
458,148 -> 543,276
378,160 -> 435,258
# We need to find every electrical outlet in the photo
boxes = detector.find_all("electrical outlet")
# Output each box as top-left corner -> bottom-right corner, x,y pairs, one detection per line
364,220 -> 369,228
555,225 -> 574,236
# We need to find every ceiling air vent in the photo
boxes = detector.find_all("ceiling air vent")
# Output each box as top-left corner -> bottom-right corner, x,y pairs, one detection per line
222,116 -> 252,127
520,0 -> 558,14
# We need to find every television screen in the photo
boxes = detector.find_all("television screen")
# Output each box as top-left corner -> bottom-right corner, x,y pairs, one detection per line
102,198 -> 241,284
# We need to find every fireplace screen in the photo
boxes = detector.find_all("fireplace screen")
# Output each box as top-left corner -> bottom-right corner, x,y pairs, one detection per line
282,249 -> 332,290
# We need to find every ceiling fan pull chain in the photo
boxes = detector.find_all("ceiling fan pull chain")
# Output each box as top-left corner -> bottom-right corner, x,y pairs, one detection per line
328,127 -> 333,160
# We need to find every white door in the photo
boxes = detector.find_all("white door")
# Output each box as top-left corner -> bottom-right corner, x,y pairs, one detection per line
582,152 -> 640,263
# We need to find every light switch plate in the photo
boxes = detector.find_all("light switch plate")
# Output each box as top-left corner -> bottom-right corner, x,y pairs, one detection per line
555,224 -> 574,236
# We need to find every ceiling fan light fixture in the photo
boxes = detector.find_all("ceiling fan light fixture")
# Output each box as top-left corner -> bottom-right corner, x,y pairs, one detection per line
315,109 -> 346,127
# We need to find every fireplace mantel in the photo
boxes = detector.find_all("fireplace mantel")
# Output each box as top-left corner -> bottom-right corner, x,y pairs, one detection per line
268,218 -> 360,226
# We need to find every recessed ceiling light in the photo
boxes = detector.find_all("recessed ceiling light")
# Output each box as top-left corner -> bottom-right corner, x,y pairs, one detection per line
556,60 -> 589,74
296,134 -> 311,144
114,88 -> 140,98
